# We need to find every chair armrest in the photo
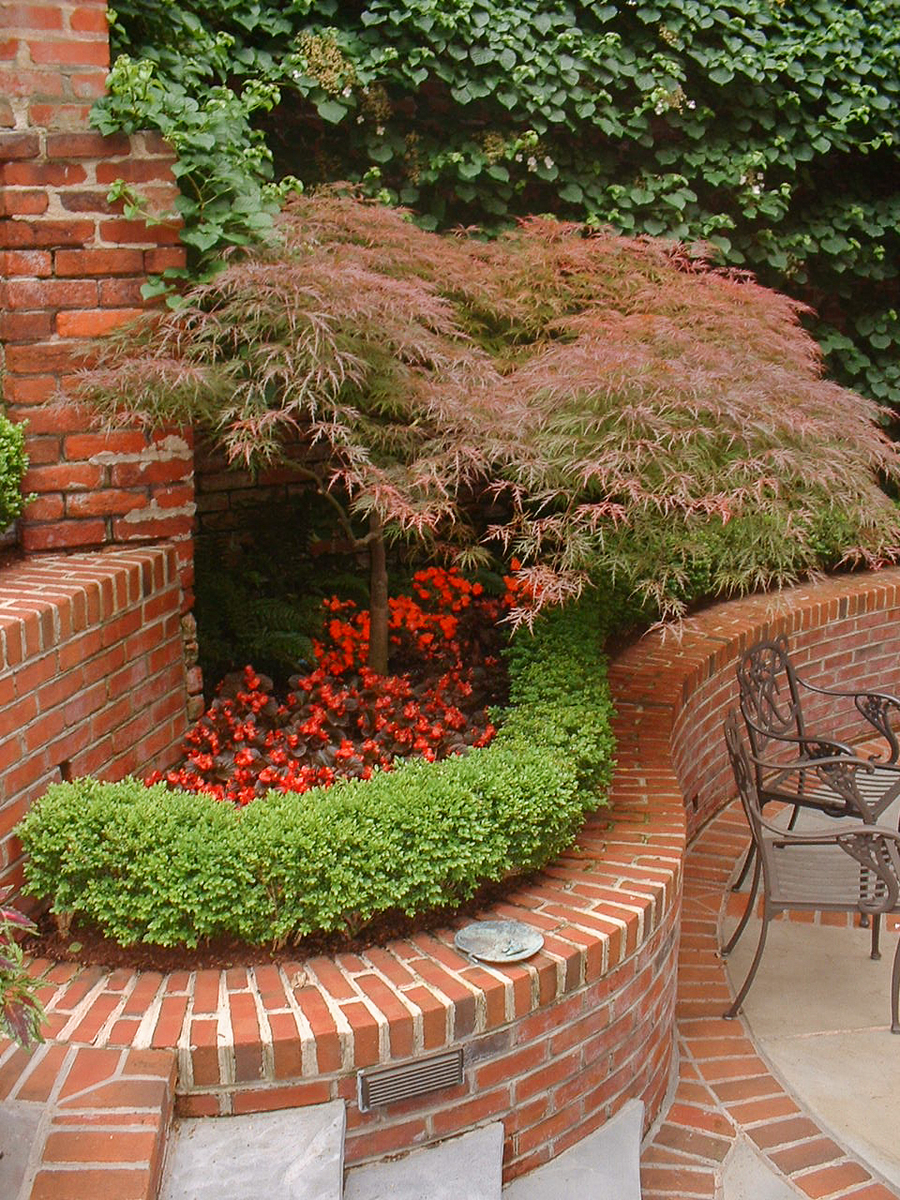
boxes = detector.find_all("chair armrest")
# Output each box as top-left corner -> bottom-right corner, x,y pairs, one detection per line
740,708 -> 857,759
796,678 -> 900,763
747,742 -> 900,823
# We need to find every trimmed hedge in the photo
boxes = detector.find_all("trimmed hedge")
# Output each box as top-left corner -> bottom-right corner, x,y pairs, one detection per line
0,416 -> 28,531
18,602 -> 615,949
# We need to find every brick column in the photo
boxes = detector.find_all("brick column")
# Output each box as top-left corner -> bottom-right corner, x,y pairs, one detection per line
0,0 -> 196,601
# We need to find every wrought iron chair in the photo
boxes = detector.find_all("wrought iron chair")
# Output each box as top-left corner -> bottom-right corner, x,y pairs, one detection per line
721,709 -> 900,1032
732,634 -> 900,957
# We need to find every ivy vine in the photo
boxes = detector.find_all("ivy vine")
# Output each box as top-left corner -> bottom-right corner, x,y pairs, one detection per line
97,0 -> 900,407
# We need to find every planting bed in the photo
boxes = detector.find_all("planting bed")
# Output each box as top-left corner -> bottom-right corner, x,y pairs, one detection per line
7,555 -> 900,1189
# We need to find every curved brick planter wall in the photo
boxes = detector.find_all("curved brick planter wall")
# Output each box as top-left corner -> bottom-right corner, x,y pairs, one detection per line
12,566 -> 900,1190
0,547 -> 189,891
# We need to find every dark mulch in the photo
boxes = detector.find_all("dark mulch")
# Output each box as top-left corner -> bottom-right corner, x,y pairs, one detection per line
23,871 -> 539,974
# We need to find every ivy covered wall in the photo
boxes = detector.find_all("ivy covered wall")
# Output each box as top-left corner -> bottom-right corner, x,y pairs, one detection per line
96,1 -> 899,409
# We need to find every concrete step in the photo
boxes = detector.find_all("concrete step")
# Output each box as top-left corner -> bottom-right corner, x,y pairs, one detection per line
159,1099 -> 346,1200
344,1122 -> 504,1200
503,1098 -> 644,1200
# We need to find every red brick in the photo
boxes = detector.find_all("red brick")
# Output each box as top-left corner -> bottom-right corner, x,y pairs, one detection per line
27,38 -> 109,67
793,1161 -> 872,1197
57,307 -> 144,337
431,1086 -> 510,1138
66,489 -> 147,517
55,247 -> 145,276
30,1168 -> 152,1200
96,159 -> 175,185
69,6 -> 111,33
1,8 -> 62,31
58,1045 -> 121,1099
0,131 -> 40,158
0,188 -> 48,215
22,520 -> 106,550
0,248 -> 51,275
231,1080 -> 332,1115
45,131 -> 129,157
42,1128 -> 157,1164
14,1043 -> 69,1102
189,1019 -> 220,1087
100,217 -> 181,244
0,309 -> 52,338
3,161 -> 87,188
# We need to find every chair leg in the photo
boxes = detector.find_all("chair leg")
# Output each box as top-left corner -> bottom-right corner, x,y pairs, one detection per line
731,842 -> 755,891
871,913 -> 882,961
722,853 -> 761,958
724,908 -> 770,1020
891,931 -> 900,1033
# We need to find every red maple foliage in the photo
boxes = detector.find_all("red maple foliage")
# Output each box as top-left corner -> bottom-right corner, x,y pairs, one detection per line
76,193 -> 900,625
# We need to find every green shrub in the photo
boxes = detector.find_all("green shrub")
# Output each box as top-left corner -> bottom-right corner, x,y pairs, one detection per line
18,601 -> 615,949
0,416 -> 29,530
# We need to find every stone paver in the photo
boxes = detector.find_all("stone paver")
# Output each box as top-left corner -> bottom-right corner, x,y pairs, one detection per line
160,1100 -> 345,1200
345,1122 -> 503,1200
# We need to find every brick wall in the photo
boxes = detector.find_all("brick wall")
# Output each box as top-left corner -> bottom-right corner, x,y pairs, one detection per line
0,546 -> 190,891
0,0 -> 196,598
610,572 -> 900,841
194,437 -> 317,540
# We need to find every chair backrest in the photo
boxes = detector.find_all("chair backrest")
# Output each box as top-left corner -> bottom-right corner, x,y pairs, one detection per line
736,634 -> 806,763
723,708 -> 765,845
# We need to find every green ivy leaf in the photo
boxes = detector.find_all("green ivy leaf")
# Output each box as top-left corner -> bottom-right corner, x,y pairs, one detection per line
316,99 -> 348,124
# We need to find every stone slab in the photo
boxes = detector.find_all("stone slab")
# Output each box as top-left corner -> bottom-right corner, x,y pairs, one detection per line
721,1136 -> 804,1200
503,1099 -> 643,1200
0,1102 -> 45,1200
159,1100 -> 345,1200
726,916 -> 900,1185
344,1122 -> 503,1200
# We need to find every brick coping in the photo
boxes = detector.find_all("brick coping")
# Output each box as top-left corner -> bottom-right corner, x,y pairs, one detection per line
5,565 -> 900,1193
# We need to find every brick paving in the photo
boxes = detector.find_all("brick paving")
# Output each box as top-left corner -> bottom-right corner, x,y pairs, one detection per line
0,1039 -> 175,1200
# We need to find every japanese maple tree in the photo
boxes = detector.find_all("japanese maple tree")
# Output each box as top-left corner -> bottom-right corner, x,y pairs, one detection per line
75,193 -> 900,636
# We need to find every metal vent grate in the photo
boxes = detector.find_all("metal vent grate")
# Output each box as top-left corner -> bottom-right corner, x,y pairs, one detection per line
357,1049 -> 464,1112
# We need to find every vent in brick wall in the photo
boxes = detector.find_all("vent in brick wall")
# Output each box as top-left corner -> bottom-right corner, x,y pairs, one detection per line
357,1049 -> 464,1112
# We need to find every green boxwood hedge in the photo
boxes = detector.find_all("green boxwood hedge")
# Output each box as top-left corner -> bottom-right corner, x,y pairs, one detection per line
17,601 -> 616,949
0,415 -> 29,531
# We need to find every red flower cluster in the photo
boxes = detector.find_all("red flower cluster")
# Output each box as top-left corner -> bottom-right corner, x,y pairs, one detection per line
148,567 -> 511,805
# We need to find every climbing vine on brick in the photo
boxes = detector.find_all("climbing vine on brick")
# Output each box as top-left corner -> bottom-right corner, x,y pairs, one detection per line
98,0 -> 899,406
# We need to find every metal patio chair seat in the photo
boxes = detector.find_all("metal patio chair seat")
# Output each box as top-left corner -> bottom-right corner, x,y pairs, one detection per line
734,634 -> 900,957
721,710 -> 900,1031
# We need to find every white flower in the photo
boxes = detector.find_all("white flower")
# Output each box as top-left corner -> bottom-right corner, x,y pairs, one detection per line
687,99 -> 696,109
376,124 -> 385,136
514,153 -> 523,163
527,155 -> 538,171
342,85 -> 353,98
543,155 -> 554,169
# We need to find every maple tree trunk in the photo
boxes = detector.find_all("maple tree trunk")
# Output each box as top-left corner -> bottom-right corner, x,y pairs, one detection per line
368,512 -> 389,675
